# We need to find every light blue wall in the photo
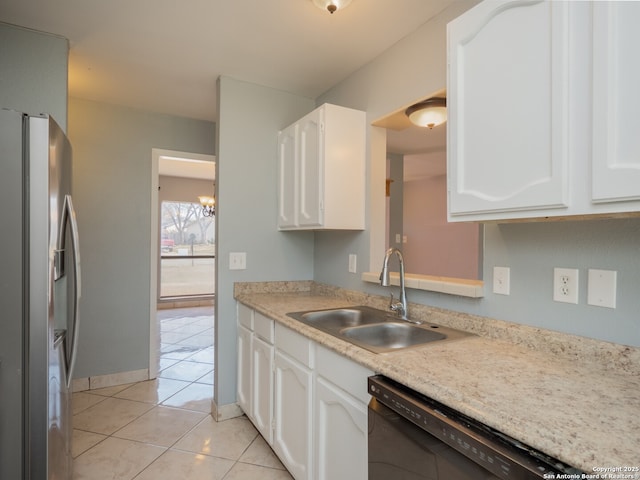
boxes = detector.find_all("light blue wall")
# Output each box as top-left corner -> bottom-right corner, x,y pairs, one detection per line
314,1 -> 640,347
387,153 -> 404,250
68,97 -> 215,378
215,77 -> 315,406
478,220 -> 640,345
0,22 -> 68,130
315,0 -> 478,291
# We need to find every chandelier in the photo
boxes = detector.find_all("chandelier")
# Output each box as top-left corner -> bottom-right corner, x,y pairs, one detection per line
198,195 -> 215,217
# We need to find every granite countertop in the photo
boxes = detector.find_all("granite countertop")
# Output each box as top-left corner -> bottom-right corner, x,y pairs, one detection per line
234,282 -> 640,474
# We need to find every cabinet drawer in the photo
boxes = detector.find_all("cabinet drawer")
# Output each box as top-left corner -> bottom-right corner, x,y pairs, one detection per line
238,303 -> 253,330
275,323 -> 314,368
316,345 -> 374,404
254,312 -> 274,343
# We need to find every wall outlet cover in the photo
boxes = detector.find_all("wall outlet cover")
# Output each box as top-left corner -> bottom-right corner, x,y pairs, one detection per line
493,266 -> 510,295
348,254 -> 357,273
229,252 -> 247,270
587,269 -> 616,309
553,268 -> 578,304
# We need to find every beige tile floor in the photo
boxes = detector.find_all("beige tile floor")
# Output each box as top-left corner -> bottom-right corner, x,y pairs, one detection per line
72,305 -> 293,480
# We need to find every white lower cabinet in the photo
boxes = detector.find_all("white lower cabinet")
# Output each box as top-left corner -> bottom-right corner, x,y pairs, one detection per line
236,324 -> 252,414
273,350 -> 313,480
237,304 -> 253,418
273,323 -> 314,479
315,377 -> 369,480
237,303 -> 373,480
236,304 -> 275,444
252,336 -> 274,444
315,345 -> 373,480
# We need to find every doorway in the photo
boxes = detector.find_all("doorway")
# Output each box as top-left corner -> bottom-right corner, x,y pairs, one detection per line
159,199 -> 215,298
150,149 -> 216,378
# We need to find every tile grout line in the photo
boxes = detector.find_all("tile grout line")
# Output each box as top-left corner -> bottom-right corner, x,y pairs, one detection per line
72,307 -> 293,479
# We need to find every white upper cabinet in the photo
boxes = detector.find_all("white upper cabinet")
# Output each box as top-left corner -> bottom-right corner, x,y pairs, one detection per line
447,0 -> 640,221
277,103 -> 366,230
592,1 -> 640,205
447,0 -> 570,220
277,125 -> 297,228
298,112 -> 322,227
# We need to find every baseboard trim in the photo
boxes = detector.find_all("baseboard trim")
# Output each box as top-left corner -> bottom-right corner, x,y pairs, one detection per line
73,368 -> 149,392
211,400 -> 244,421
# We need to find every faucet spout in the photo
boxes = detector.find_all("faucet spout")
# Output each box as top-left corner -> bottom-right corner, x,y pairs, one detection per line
380,248 -> 409,321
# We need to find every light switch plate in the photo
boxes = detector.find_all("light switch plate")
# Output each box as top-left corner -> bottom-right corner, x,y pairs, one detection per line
348,254 -> 357,273
229,252 -> 246,270
587,269 -> 616,308
493,266 -> 510,295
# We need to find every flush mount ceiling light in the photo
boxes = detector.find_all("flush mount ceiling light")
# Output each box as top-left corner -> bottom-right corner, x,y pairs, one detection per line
198,195 -> 215,217
405,97 -> 447,129
312,0 -> 353,14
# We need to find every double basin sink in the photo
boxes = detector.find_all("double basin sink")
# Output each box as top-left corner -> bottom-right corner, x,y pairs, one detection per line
287,305 -> 472,354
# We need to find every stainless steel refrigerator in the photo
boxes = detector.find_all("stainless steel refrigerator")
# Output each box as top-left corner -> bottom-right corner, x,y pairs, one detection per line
0,109 -> 81,480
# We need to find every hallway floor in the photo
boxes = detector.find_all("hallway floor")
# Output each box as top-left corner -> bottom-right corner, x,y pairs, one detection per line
72,305 -> 292,480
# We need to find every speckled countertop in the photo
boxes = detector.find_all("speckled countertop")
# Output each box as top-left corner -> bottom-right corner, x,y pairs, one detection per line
234,281 -> 640,474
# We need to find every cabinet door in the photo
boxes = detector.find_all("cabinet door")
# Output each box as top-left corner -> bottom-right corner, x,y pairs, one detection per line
237,324 -> 252,416
298,109 -> 323,227
447,0 -> 570,219
315,377 -> 368,480
592,1 -> 640,204
278,124 -> 298,228
273,351 -> 313,480
252,336 -> 273,443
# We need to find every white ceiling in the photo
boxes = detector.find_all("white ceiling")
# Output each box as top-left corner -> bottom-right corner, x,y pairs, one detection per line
0,0 -> 456,123
2,0 -> 453,181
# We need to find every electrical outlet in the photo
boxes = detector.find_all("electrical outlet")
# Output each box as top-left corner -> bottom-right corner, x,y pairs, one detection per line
493,266 -> 510,295
553,268 -> 578,304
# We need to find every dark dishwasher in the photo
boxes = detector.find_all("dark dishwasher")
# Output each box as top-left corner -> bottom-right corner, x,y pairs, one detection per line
368,375 -> 583,479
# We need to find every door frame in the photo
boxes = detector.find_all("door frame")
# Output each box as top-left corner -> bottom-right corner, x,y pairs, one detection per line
149,148 -> 216,378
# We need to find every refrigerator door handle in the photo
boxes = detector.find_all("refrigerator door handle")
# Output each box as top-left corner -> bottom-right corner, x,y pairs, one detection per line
59,194 -> 81,388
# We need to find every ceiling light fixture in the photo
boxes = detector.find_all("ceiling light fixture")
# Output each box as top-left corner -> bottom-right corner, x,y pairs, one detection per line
312,0 -> 353,14
405,97 -> 447,129
198,195 -> 215,217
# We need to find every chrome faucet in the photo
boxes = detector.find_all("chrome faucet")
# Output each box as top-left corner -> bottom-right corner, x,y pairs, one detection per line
379,248 -> 419,324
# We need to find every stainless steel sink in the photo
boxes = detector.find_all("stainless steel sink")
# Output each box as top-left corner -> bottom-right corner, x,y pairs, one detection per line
287,305 -> 472,353
342,322 -> 446,349
294,306 -> 393,329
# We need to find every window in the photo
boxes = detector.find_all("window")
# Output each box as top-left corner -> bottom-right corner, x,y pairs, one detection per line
160,201 -> 215,298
